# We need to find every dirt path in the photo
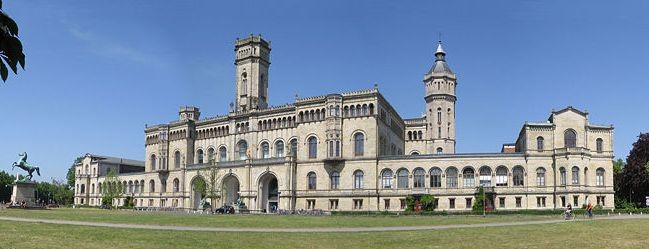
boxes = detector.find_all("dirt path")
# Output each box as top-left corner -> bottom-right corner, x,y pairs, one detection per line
1,215 -> 647,233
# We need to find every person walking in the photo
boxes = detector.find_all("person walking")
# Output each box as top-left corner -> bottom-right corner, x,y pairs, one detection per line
586,203 -> 593,218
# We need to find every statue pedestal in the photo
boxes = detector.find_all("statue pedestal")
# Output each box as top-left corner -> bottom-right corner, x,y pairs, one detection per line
11,181 -> 36,206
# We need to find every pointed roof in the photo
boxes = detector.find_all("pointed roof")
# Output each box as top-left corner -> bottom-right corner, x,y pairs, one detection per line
427,40 -> 454,75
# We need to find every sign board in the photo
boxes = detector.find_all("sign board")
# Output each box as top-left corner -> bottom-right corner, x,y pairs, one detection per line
646,196 -> 649,207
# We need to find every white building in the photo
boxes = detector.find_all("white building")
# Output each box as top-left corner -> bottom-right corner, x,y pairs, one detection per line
75,35 -> 614,212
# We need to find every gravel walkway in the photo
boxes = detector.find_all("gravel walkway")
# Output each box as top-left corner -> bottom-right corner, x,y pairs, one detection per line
1,215 -> 647,233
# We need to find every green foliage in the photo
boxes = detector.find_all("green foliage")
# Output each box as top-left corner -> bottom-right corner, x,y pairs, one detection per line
123,196 -> 134,208
618,133 -> 649,207
0,0 -> 26,82
34,180 -> 74,205
419,194 -> 437,211
66,158 -> 82,187
405,196 -> 415,212
101,168 -> 122,207
0,170 -> 16,202
404,195 -> 437,212
196,165 -> 221,211
472,186 -> 485,213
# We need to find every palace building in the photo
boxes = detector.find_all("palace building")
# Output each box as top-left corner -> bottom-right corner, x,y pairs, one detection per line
74,35 -> 615,212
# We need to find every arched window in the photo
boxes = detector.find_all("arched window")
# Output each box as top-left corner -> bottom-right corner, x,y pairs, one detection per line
174,151 -> 181,169
149,180 -> 155,193
275,141 -> 285,157
354,132 -> 364,156
150,154 -> 157,170
381,169 -> 393,189
240,72 -> 247,93
80,184 -> 85,194
536,168 -> 546,186
559,167 -> 567,186
513,166 -> 524,186
219,147 -> 227,161
537,136 -> 544,151
408,131 -> 412,140
350,105 -> 356,116
238,140 -> 248,160
397,169 -> 409,188
330,171 -> 340,189
354,170 -> 364,189
596,138 -> 603,153
463,168 -> 475,187
496,166 -> 508,186
430,167 -> 442,188
307,172 -> 317,190
369,103 -> 374,115
564,129 -> 577,148
343,106 -> 349,117
196,149 -> 204,164
207,148 -> 215,163
362,104 -> 368,115
173,178 -> 179,192
446,167 -> 458,188
572,166 -> 580,185
411,151 -> 420,156
290,139 -> 298,157
596,168 -> 605,186
413,168 -> 425,188
308,137 -> 318,158
436,147 -> 443,154
437,108 -> 442,124
261,142 -> 270,159
91,184 -> 95,194
479,166 -> 492,187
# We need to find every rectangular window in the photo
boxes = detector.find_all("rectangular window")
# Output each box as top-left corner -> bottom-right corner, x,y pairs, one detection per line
449,198 -> 455,209
353,199 -> 363,210
561,196 -> 566,207
148,199 -> 154,207
384,199 -> 390,210
329,199 -> 339,210
515,197 -> 522,208
573,196 -> 579,207
307,199 -> 316,210
161,199 -> 166,207
335,141 -> 340,157
465,198 -> 472,209
329,141 -> 334,157
400,199 -> 406,209
499,197 -> 505,208
536,197 -> 546,207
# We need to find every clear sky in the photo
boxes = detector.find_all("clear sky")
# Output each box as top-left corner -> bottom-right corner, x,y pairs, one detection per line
1,0 -> 647,181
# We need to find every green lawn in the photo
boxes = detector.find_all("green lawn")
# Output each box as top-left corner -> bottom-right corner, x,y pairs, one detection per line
1,218 -> 648,248
0,208 -> 552,228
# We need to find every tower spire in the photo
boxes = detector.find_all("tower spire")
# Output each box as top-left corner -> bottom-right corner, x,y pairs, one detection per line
435,40 -> 446,61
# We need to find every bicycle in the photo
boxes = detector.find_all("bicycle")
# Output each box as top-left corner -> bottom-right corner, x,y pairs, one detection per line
562,211 -> 574,220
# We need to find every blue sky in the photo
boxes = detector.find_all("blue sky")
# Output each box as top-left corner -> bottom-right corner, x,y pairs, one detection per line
1,0 -> 647,180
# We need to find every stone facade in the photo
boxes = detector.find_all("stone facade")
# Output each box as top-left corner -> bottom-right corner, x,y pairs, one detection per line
75,36 -> 615,212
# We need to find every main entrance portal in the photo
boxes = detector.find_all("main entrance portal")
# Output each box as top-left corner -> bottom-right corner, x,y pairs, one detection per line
258,173 -> 278,213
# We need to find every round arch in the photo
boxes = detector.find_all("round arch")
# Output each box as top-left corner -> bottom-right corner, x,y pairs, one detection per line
257,171 -> 280,213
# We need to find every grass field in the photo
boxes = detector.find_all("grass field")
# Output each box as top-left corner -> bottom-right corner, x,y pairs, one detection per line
1,218 -> 648,248
1,208 -> 648,248
0,208 -> 551,228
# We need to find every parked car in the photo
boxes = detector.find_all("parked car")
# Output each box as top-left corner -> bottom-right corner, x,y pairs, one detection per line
214,205 -> 235,214
99,204 -> 111,209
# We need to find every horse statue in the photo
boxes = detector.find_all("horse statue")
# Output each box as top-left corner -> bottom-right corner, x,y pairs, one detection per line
11,152 -> 40,181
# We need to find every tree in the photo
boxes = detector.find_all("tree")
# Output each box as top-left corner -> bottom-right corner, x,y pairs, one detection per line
101,168 -> 122,207
67,157 -> 83,187
619,133 -> 649,207
0,170 -> 15,202
195,165 -> 221,212
472,186 -> 485,214
0,0 -> 26,82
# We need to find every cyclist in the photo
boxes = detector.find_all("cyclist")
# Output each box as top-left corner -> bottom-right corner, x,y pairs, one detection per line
564,204 -> 573,220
